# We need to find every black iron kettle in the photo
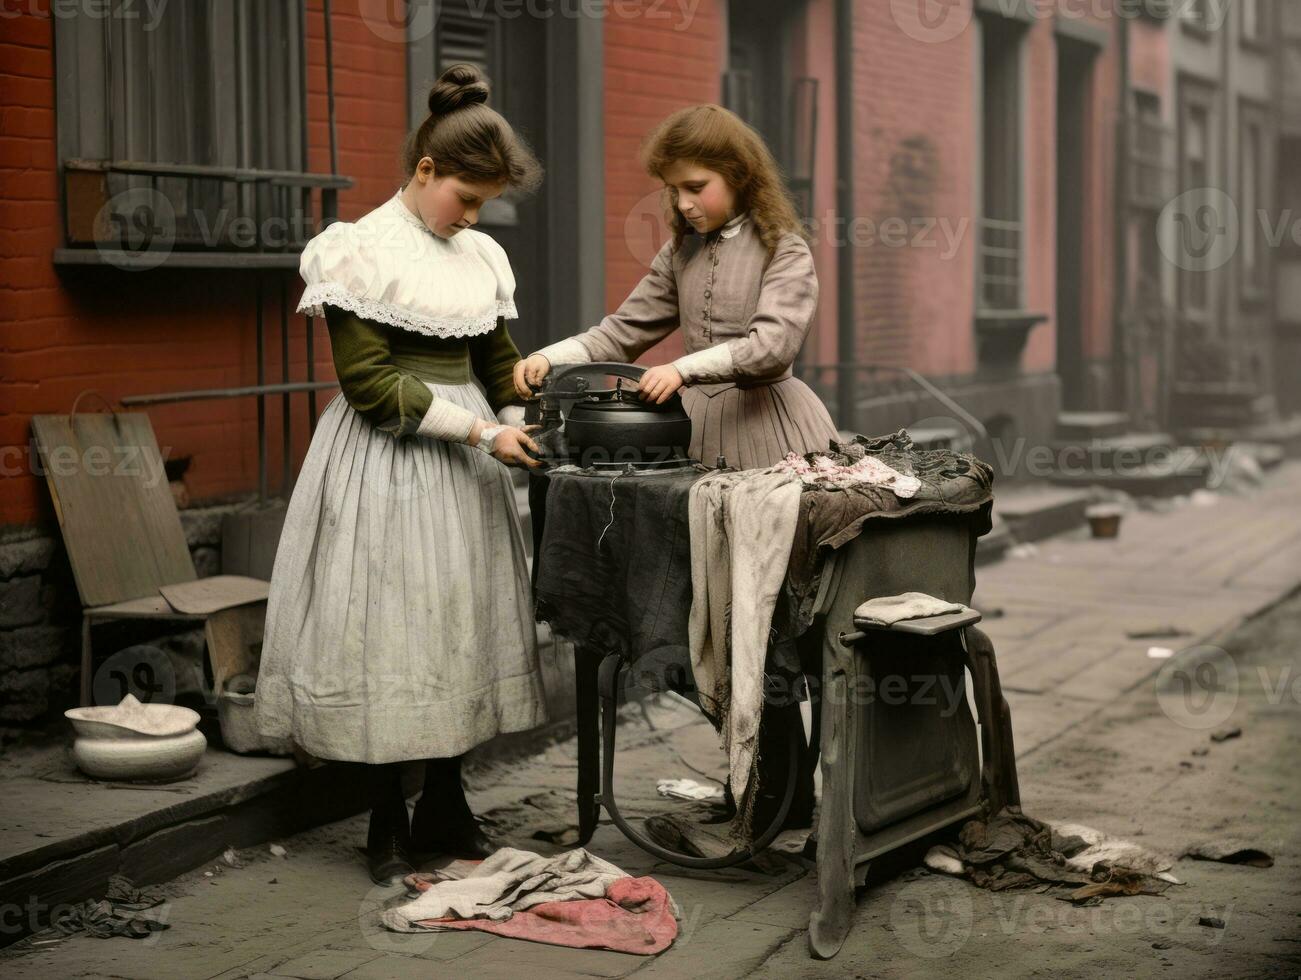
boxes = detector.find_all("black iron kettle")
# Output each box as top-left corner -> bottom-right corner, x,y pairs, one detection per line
527,362 -> 693,469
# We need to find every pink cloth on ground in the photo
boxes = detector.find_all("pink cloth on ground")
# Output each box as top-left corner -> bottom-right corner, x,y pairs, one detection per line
411,875 -> 678,954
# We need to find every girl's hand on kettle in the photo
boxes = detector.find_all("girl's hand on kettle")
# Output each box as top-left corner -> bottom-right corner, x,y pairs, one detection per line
491,424 -> 544,469
513,354 -> 552,400
637,364 -> 684,404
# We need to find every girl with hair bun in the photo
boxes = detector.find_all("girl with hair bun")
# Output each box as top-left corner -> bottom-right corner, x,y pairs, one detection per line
257,63 -> 547,885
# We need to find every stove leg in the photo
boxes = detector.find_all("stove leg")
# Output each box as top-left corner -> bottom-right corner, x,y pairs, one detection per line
809,666 -> 855,959
963,626 -> 1021,813
574,644 -> 602,846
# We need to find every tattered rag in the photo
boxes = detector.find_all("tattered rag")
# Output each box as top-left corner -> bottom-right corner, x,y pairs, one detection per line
687,469 -> 803,812
381,847 -> 678,954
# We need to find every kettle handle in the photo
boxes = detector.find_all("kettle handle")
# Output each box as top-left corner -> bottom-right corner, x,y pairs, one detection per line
547,361 -> 646,393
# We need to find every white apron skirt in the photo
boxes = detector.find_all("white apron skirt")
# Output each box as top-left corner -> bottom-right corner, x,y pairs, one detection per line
255,384 -> 547,763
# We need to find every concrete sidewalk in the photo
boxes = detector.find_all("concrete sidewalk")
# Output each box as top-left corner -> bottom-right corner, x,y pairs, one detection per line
3,463 -> 1300,979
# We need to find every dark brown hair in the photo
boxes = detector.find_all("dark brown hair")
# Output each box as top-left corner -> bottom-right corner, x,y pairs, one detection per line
402,64 -> 542,193
641,104 -> 805,253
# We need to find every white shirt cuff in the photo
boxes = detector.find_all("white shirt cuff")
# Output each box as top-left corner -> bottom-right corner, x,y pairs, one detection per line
415,392 -> 479,443
673,344 -> 735,384
534,337 -> 593,367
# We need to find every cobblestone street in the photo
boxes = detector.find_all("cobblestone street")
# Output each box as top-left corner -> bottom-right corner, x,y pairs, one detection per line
4,464 -> 1300,979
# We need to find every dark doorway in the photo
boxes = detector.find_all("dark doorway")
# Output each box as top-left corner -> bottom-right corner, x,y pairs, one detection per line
433,1 -> 549,355
1055,38 -> 1095,409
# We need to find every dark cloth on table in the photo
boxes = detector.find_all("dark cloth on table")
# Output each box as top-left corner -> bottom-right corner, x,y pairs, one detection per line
532,433 -> 995,844
532,464 -> 710,694
532,431 -> 994,680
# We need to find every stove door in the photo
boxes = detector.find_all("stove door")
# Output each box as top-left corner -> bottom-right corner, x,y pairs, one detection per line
852,631 -> 979,834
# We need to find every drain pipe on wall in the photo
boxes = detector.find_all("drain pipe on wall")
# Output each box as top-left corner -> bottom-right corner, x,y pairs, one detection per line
835,0 -> 857,430
1112,15 -> 1130,420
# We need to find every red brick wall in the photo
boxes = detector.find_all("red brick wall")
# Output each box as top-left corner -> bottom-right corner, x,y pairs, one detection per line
849,1 -> 980,379
0,0 -> 406,528
848,5 -> 1122,390
602,0 -> 724,365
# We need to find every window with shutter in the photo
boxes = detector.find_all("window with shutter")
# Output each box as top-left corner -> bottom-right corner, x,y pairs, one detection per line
54,0 -> 349,268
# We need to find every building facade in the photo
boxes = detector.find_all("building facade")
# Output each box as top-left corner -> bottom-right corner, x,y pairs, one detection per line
1,0 -> 1295,722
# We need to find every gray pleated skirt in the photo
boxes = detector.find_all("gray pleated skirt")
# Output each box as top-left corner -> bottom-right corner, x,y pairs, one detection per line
255,385 -> 547,764
681,377 -> 839,470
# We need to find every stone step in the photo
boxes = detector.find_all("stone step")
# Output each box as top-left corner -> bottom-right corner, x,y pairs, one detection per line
0,746 -> 371,948
1044,448 -> 1210,497
1179,415 -> 1301,461
993,486 -> 1091,543
1054,411 -> 1130,442
1044,431 -> 1177,472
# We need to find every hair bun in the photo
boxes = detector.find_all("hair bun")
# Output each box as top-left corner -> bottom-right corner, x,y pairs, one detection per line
428,63 -> 490,117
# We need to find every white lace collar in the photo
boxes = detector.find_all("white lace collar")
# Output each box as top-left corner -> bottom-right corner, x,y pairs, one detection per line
296,192 -> 517,339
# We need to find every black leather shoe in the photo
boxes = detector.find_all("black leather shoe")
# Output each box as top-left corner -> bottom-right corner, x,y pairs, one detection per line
410,818 -> 500,860
366,798 -> 414,885
367,829 -> 415,885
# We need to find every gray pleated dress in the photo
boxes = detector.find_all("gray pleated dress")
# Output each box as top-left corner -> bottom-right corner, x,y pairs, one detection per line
255,194 -> 547,764
558,215 -> 838,470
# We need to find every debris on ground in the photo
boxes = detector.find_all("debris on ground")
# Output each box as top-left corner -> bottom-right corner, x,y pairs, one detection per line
51,875 -> 169,940
1182,840 -> 1274,868
1210,726 -> 1242,743
481,790 -> 581,847
269,844 -> 288,859
221,846 -> 242,869
1126,625 -> 1192,640
1146,647 -> 1175,659
922,810 -> 1178,904
656,778 -> 724,802
641,815 -> 790,875
1199,916 -> 1226,929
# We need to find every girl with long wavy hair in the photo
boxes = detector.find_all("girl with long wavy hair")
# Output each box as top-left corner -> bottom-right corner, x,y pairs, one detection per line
516,104 -> 836,832
515,102 -> 837,470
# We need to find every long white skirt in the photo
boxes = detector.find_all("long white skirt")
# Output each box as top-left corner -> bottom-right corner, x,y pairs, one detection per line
255,384 -> 547,763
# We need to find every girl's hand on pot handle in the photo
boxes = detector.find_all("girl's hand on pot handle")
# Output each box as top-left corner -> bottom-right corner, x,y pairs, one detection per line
490,424 -> 544,469
513,354 -> 552,400
638,364 -> 684,404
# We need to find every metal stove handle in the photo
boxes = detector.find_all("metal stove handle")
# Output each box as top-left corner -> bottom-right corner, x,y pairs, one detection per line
597,653 -> 799,869
548,361 -> 647,394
